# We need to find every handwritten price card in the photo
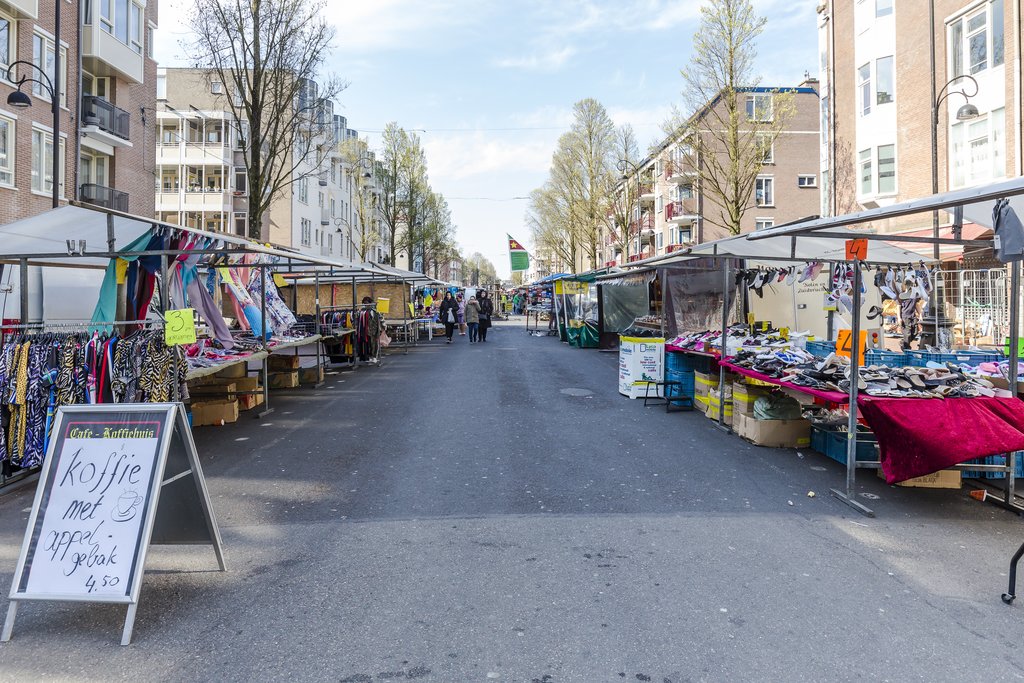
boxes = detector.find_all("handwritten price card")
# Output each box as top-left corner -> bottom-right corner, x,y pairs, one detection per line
164,309 -> 197,346
13,411 -> 164,601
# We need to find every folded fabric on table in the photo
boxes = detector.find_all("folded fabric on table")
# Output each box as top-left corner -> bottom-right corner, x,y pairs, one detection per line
858,396 -> 1024,483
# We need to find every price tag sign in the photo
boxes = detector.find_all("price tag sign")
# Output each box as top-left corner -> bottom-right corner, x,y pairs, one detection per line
164,309 -> 197,346
845,238 -> 868,261
835,329 -> 868,365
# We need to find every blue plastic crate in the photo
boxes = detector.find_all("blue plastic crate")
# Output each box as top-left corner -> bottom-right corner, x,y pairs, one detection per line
864,349 -> 906,368
806,340 -> 836,357
666,350 -> 711,374
905,350 -> 982,367
811,425 -> 878,465
957,350 -> 1004,364
961,452 -> 1024,479
665,369 -> 696,399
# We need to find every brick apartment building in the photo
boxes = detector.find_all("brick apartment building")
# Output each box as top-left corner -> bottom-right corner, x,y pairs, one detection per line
817,0 -> 1018,226
156,67 -> 386,262
0,0 -> 158,225
604,81 -> 822,267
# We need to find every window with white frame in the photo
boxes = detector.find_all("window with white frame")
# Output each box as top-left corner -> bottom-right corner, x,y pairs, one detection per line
300,218 -> 312,246
328,233 -> 333,255
951,107 -> 1006,188
798,174 -> 817,187
859,149 -> 872,195
877,144 -> 896,194
32,33 -> 67,107
755,177 -> 774,207
233,212 -> 246,235
876,55 -> 894,105
102,0 -> 145,53
755,132 -> 774,164
79,150 -> 109,187
298,177 -> 309,203
745,93 -> 773,122
0,115 -> 12,186
234,167 -> 246,194
949,0 -> 1004,77
0,9 -> 15,74
755,218 -> 774,231
656,232 -> 663,250
211,80 -> 223,94
31,128 -> 65,195
858,63 -> 871,116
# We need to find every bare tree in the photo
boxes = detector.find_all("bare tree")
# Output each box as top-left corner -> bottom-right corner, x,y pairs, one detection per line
607,125 -> 642,264
665,0 -> 795,237
187,0 -> 345,240
340,137 -> 384,262
377,123 -> 432,267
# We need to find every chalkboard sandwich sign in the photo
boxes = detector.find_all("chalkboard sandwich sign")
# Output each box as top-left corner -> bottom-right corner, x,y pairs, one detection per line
2,403 -> 225,645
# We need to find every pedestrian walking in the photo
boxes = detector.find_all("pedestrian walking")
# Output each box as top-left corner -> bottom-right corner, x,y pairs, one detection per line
457,293 -> 467,336
478,290 -> 494,342
513,292 -> 522,315
438,292 -> 459,343
464,295 -> 481,343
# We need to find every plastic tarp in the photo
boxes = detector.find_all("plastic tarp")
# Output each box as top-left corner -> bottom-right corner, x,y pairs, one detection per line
661,258 -> 742,338
555,278 -> 599,348
600,277 -> 650,334
680,230 -> 936,265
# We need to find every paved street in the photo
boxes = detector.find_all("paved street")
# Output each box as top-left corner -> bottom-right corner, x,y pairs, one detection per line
2,319 -> 1024,681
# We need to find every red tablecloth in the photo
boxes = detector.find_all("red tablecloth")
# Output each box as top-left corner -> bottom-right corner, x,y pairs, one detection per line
857,396 -> 1024,484
719,361 -> 849,404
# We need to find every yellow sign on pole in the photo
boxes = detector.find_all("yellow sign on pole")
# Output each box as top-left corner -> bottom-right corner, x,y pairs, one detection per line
164,309 -> 197,346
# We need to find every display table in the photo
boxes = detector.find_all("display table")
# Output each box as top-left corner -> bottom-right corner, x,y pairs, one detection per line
719,361 -> 849,404
858,396 -> 1024,483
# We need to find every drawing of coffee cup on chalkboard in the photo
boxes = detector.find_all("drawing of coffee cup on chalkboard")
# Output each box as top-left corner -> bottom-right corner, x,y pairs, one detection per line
112,490 -> 144,522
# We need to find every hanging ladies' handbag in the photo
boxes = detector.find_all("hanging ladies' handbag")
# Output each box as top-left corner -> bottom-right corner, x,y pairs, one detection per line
446,309 -> 455,323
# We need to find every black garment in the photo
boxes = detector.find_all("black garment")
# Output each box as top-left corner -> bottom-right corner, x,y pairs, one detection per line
443,322 -> 457,341
478,296 -> 494,341
438,297 -> 459,337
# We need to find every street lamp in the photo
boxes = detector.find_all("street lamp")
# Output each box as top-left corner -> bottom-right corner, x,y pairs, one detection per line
926,72 -> 979,346
6,22 -> 62,210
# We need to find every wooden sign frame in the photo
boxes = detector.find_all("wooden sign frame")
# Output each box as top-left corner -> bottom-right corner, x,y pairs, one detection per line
2,403 -> 225,646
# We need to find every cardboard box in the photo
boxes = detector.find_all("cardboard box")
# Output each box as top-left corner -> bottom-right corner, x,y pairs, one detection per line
694,395 -> 709,413
732,381 -> 769,415
694,371 -> 715,397
734,412 -> 811,448
189,381 -> 237,401
299,366 -> 325,384
705,394 -> 733,426
234,377 -> 260,392
779,385 -> 817,406
269,370 -> 299,389
215,362 -> 247,379
238,391 -> 265,411
191,399 -> 239,426
879,468 -> 962,489
268,354 -> 301,370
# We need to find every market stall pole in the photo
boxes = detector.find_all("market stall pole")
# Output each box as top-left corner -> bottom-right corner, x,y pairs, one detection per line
716,260 -> 730,430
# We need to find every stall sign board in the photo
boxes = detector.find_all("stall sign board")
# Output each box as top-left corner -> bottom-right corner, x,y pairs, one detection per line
835,329 -> 868,365
164,308 -> 197,346
845,238 -> 868,261
2,403 -> 225,646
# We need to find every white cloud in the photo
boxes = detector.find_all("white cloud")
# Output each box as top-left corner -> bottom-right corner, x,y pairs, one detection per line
495,46 -> 578,71
422,132 -> 554,180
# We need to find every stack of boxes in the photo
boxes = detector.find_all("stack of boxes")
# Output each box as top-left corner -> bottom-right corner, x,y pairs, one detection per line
188,362 -> 265,426
732,380 -> 811,448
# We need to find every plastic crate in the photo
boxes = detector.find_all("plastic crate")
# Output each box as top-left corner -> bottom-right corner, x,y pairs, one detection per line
961,452 -> 1024,479
810,425 -> 878,465
666,350 -> 712,374
905,350 -> 982,367
806,340 -> 836,357
864,349 -> 906,368
957,350 -> 1004,364
665,369 -> 696,399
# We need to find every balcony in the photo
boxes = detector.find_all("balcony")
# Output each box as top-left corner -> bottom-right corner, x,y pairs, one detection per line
81,95 -> 132,149
630,213 -> 654,234
639,182 -> 655,204
80,184 -> 128,212
605,260 -> 618,267
665,199 -> 698,224
666,243 -> 691,253
2,0 -> 37,19
82,12 -> 144,84
664,161 -> 695,184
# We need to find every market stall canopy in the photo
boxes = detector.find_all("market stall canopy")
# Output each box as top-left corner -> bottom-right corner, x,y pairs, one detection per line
595,267 -> 658,286
0,203 -> 359,270
748,176 -> 1024,243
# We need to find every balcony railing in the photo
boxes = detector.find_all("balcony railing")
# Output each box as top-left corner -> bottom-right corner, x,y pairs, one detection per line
630,214 -> 654,233
665,199 -> 697,221
82,95 -> 130,140
638,182 -> 654,195
80,184 -> 129,211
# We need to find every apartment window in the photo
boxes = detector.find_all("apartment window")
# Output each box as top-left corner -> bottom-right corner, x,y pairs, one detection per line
655,195 -> 663,213
234,167 -> 247,194
755,176 -> 774,207
330,161 -> 337,184
797,174 -> 817,188
746,93 -> 773,122
146,25 -> 154,59
160,124 -> 178,145
859,149 -> 872,195
300,218 -> 312,246
234,212 -> 246,235
159,169 -> 178,191
130,2 -> 142,53
656,232 -> 663,250
950,1 -> 1005,77
330,197 -> 336,217
877,144 -> 896,194
755,218 -> 774,231
31,129 -> 65,196
876,0 -> 893,17
79,150 -> 109,187
0,115 -> 13,186
755,132 -> 774,164
951,107 -> 1006,187
298,177 -> 309,203
83,72 -> 109,98
318,191 -> 324,208
101,0 -> 145,50
0,10 -> 15,73
328,233 -> 334,255
32,33 -> 67,108
858,63 -> 871,116
211,80 -> 223,95
876,56 -> 894,105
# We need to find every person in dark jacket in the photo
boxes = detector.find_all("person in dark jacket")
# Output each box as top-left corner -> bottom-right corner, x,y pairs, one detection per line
478,290 -> 495,342
438,292 -> 459,343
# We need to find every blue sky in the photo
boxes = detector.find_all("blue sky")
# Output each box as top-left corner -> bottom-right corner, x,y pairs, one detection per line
155,0 -> 819,277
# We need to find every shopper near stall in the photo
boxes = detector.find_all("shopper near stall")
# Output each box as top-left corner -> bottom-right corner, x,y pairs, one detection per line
464,295 -> 481,343
478,290 -> 494,342
513,292 -> 522,315
438,292 -> 459,343
457,293 -> 467,336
